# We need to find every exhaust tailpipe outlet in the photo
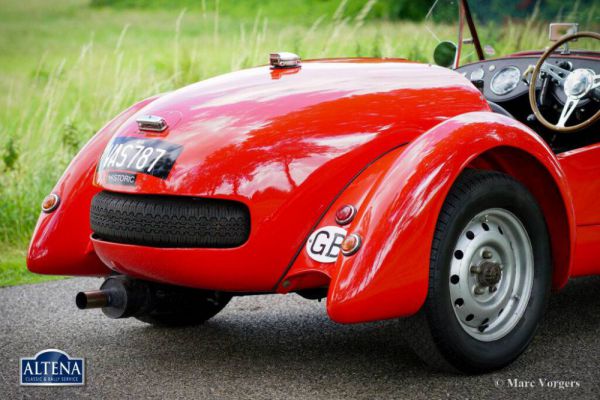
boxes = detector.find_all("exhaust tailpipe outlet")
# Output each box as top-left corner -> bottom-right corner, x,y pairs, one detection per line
75,290 -> 109,309
75,276 -> 153,319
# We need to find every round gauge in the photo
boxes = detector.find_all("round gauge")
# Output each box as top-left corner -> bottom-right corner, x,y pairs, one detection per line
491,66 -> 521,95
470,67 -> 485,81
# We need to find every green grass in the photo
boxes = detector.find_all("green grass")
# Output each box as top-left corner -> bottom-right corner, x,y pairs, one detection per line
0,0 -> 587,286
90,0 -> 409,21
0,245 -> 64,286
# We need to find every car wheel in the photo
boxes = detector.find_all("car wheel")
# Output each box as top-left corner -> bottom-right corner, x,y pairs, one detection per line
403,169 -> 552,373
136,291 -> 232,327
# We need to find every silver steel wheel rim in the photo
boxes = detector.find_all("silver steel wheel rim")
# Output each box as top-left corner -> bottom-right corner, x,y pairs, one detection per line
449,208 -> 534,342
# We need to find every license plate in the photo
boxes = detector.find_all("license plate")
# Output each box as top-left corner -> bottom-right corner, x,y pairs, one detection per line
98,137 -> 182,179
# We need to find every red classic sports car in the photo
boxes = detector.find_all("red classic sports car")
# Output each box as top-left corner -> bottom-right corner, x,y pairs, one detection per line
28,0 -> 600,373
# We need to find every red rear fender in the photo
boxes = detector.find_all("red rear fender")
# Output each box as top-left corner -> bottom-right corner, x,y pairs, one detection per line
323,112 -> 575,324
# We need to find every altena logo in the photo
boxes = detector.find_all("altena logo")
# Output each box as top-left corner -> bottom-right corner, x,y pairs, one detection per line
20,349 -> 85,386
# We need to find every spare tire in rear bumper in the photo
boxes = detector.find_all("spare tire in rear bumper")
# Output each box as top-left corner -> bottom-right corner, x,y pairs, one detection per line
90,191 -> 250,248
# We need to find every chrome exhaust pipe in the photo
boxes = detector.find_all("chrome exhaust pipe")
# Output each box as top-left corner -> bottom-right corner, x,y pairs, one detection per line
75,290 -> 109,309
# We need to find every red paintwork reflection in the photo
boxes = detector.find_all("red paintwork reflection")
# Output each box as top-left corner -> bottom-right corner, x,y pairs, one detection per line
558,143 -> 600,276
558,143 -> 600,226
280,145 -> 407,292
92,60 -> 488,291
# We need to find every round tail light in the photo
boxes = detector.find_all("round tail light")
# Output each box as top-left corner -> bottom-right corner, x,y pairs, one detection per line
41,193 -> 60,213
335,205 -> 356,226
341,234 -> 362,256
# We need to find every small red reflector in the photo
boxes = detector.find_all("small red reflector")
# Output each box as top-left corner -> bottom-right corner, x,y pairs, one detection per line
42,193 -> 60,213
335,205 -> 356,226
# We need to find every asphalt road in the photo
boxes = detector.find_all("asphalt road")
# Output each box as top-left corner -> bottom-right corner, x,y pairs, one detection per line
0,277 -> 598,400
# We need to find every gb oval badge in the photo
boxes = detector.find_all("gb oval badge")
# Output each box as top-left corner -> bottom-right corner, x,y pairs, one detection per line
306,226 -> 347,263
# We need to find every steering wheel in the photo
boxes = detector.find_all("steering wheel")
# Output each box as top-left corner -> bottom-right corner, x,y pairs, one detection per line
529,31 -> 600,133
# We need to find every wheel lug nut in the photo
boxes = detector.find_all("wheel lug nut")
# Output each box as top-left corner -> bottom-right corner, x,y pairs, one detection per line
470,265 -> 481,274
489,286 -> 497,293
482,250 -> 493,259
474,286 -> 486,295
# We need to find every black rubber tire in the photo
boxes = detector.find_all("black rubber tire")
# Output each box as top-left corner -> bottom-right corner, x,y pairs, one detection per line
90,191 -> 250,248
136,291 -> 232,327
402,169 -> 552,374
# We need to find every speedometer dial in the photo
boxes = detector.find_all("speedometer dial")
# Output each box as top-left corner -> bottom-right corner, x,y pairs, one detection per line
490,66 -> 521,95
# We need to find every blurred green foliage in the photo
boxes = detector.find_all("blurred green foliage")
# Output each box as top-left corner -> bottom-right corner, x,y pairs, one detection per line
90,0 -> 599,25
90,0 -> 438,21
1,137 -> 19,172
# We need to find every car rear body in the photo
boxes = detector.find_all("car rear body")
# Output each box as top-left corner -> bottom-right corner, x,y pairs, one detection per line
28,59 -> 488,293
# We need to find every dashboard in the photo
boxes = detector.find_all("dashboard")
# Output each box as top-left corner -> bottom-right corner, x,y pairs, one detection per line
456,55 -> 600,104
456,53 -> 600,153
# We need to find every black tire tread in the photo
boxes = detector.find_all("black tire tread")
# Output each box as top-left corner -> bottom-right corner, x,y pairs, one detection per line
402,169 -> 550,373
90,191 -> 250,248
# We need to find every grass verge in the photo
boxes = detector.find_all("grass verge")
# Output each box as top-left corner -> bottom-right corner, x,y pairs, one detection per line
0,245 -> 65,287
